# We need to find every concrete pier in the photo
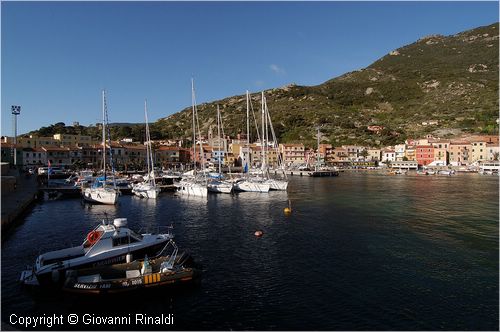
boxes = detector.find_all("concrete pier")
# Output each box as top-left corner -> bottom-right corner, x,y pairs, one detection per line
1,167 -> 39,239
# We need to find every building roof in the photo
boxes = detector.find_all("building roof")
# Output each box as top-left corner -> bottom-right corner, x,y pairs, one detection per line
42,146 -> 70,152
123,144 -> 147,150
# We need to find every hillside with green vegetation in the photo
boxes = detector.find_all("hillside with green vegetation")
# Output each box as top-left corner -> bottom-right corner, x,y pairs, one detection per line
29,23 -> 499,148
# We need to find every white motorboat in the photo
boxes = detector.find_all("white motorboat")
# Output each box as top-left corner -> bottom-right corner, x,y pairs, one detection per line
20,217 -> 173,287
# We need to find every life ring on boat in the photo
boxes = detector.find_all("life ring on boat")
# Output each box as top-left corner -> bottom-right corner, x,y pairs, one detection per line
86,231 -> 102,245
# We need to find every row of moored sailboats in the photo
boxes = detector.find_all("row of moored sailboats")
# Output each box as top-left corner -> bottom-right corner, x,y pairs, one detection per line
176,82 -> 288,197
82,84 -> 289,204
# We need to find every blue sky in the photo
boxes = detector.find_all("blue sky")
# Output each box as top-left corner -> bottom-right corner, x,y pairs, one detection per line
1,1 -> 498,135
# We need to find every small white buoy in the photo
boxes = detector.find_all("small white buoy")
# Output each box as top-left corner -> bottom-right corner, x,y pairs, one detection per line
254,230 -> 263,237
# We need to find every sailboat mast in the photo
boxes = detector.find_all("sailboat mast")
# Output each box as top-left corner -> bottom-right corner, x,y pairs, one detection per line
102,90 -> 106,180
316,127 -> 320,171
261,92 -> 265,171
246,90 -> 250,172
192,79 -> 196,172
217,105 -> 222,175
264,94 -> 269,170
144,100 -> 151,183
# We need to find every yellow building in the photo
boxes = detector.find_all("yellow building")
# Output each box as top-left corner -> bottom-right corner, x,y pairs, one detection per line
433,148 -> 448,165
279,143 -> 305,167
405,146 -> 416,161
53,134 -> 94,147
449,141 -> 471,166
251,146 -> 279,167
16,135 -> 59,148
470,140 -> 489,163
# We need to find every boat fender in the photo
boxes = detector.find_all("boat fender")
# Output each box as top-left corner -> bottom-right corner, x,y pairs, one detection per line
126,253 -> 133,263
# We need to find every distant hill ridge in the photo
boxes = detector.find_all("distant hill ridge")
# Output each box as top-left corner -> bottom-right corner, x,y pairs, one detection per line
30,23 -> 499,147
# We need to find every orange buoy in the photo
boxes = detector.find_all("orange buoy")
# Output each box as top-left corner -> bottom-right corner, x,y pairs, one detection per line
284,199 -> 292,215
254,230 -> 263,237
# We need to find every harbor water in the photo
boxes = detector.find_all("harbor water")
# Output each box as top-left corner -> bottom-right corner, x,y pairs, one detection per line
1,173 -> 498,330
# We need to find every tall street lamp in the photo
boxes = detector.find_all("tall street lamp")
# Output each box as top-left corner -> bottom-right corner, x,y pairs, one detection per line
11,105 -> 21,166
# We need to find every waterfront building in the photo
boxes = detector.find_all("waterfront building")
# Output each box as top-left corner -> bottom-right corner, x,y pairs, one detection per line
224,152 -> 236,167
16,135 -> 59,148
470,138 -> 488,163
251,146 -> 279,168
381,149 -> 396,163
123,144 -> 148,168
367,148 -> 381,162
429,139 -> 450,150
323,145 -> 337,164
405,146 -> 416,161
53,134 -> 94,147
390,160 -> 418,170
108,142 -> 126,168
448,141 -> 471,166
416,145 -> 434,166
431,148 -> 448,166
192,146 -> 213,166
394,144 -> 406,161
22,147 -> 47,168
156,146 -> 183,167
0,143 -> 23,166
279,143 -> 305,167
486,143 -> 500,161
212,149 -> 226,166
330,147 -> 349,163
43,146 -> 72,167
342,145 -> 364,161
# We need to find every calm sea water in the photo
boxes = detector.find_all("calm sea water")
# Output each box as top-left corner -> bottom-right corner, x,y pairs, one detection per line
2,172 -> 498,330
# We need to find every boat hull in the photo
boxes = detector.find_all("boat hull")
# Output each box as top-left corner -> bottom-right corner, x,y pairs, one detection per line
83,188 -> 118,204
266,179 -> 288,191
132,184 -> 160,199
308,170 -> 339,177
176,181 -> 208,197
63,267 -> 198,295
233,180 -> 270,193
32,240 -> 171,287
207,182 -> 233,194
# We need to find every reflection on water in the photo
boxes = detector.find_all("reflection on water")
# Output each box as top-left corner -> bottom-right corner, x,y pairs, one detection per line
1,173 -> 498,330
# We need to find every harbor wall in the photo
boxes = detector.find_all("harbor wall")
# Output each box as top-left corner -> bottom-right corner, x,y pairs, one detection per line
1,169 -> 39,239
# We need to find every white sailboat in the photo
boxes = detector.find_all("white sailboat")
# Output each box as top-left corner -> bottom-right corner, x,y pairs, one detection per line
260,92 -> 288,191
132,100 -> 161,199
233,91 -> 270,193
207,105 -> 233,194
83,90 -> 118,205
177,79 -> 208,197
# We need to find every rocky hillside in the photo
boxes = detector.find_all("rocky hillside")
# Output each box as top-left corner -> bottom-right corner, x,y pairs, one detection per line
153,23 -> 498,148
29,23 -> 498,148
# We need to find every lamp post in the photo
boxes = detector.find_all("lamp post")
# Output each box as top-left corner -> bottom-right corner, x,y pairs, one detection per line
11,105 -> 21,166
